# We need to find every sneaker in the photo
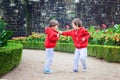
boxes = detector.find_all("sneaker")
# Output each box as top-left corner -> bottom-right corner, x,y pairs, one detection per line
82,69 -> 86,72
43,69 -> 53,74
71,70 -> 78,73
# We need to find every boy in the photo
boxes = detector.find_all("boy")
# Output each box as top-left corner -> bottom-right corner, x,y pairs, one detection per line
44,19 -> 59,74
61,18 -> 90,72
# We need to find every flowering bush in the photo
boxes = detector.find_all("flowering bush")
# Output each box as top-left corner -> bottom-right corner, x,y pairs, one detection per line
88,25 -> 120,46
58,36 -> 73,43
26,32 -> 45,42
12,37 -> 27,41
12,24 -> 120,46
12,32 -> 45,42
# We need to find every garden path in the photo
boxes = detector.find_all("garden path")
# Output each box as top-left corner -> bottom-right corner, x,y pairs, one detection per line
1,49 -> 120,80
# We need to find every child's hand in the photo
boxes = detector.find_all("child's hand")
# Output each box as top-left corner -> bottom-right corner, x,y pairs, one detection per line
59,31 -> 62,35
57,33 -> 60,37
82,37 -> 85,41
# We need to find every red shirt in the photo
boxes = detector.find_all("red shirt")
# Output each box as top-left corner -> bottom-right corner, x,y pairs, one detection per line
62,27 -> 90,48
44,27 -> 59,48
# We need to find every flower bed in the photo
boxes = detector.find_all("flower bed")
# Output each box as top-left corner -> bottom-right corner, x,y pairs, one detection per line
12,24 -> 120,46
10,24 -> 120,63
88,25 -> 120,46
0,43 -> 23,75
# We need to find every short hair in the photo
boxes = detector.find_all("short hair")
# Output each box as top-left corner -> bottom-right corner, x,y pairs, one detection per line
72,18 -> 82,27
49,19 -> 59,27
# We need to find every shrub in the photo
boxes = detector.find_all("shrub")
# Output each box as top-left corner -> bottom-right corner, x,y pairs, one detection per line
10,41 -> 120,63
55,43 -> 75,53
12,24 -> 120,46
58,36 -> 73,43
21,41 -> 45,50
88,26 -> 120,46
12,32 -> 45,42
9,40 -> 45,50
0,43 -> 23,75
0,18 -> 13,47
88,45 -> 120,62
12,33 -> 73,43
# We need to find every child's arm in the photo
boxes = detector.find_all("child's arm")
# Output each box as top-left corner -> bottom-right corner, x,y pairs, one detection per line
49,32 -> 60,42
60,30 -> 72,36
82,30 -> 90,41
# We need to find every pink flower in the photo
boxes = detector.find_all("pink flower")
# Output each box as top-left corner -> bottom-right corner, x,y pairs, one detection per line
98,25 -> 100,28
112,21 -> 114,25
102,24 -> 107,29
66,25 -> 70,29
96,30 -> 99,33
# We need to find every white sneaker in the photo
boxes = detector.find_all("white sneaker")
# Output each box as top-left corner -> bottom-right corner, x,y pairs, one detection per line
82,69 -> 86,72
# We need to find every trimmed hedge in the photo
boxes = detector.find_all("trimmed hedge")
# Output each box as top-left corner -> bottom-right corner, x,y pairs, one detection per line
11,41 -> 45,50
9,41 -> 75,53
0,43 -> 23,75
55,43 -> 75,53
88,45 -> 120,62
9,41 -> 120,63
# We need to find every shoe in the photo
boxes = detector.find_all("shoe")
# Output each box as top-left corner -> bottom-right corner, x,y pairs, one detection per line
82,69 -> 86,72
43,69 -> 53,74
71,70 -> 78,73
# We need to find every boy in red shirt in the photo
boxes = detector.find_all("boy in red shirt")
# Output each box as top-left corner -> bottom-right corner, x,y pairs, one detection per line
44,19 -> 60,74
61,18 -> 90,72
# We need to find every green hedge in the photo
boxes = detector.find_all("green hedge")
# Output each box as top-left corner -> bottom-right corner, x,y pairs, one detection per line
11,41 -> 45,50
88,45 -> 120,62
9,41 -> 120,63
55,43 -> 75,53
9,41 -> 75,53
0,43 -> 23,75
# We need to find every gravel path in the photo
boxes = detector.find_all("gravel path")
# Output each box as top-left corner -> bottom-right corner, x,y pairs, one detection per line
1,49 -> 120,80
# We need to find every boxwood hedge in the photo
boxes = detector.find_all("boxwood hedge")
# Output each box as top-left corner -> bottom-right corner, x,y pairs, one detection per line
10,41 -> 120,63
0,43 -> 23,75
88,45 -> 120,62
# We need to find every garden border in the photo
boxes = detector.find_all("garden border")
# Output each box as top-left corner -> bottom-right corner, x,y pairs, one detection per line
10,41 -> 120,63
88,45 -> 120,62
0,43 -> 23,75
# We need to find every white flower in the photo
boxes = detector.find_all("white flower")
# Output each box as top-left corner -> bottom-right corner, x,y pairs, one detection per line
114,24 -> 118,29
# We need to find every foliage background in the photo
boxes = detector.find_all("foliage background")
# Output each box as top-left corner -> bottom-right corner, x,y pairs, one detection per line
12,24 -> 120,46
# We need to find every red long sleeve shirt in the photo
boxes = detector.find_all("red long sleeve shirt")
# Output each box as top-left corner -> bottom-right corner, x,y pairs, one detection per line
44,28 -> 59,48
62,27 -> 90,48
